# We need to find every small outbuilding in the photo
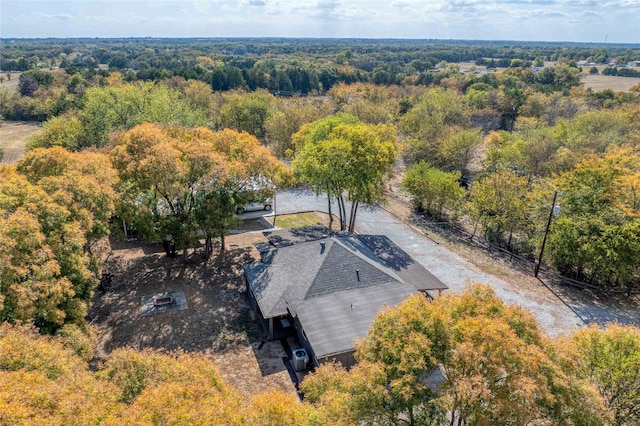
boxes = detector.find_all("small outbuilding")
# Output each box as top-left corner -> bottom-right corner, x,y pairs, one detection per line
243,226 -> 448,368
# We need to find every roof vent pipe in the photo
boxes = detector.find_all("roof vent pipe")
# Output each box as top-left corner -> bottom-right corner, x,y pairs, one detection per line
356,269 -> 360,282
320,242 -> 326,254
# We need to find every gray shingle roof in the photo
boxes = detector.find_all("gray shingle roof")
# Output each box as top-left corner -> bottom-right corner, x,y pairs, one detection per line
347,235 -> 449,291
285,238 -> 405,316
296,282 -> 418,359
244,227 -> 448,358
244,239 -> 328,318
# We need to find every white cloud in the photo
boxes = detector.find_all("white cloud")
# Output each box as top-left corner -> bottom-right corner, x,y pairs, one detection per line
33,12 -> 73,21
243,0 -> 266,5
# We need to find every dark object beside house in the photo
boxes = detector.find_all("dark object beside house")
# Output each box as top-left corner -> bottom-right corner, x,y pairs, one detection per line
244,225 -> 448,368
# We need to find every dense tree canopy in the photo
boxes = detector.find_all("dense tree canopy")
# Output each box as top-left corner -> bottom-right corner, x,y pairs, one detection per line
2,287 -> 639,425
110,124 -> 290,259
3,38 -> 640,424
400,88 -> 470,167
569,324 -> 640,425
216,90 -> 275,138
543,148 -> 640,288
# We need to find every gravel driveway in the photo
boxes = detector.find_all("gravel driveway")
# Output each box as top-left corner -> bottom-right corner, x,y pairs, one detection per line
275,188 -> 640,336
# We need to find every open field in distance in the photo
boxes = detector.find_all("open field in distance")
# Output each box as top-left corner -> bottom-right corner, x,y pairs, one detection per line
0,72 -> 21,93
0,121 -> 41,163
582,74 -> 640,92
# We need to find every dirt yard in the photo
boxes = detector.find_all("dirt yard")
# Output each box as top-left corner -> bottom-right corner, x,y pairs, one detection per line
0,121 -> 41,163
90,225 -> 298,399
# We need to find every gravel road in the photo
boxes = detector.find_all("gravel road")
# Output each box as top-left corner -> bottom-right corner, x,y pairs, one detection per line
275,188 -> 640,336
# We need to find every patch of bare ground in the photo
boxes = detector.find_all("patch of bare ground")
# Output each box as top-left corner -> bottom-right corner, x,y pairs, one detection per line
90,222 -> 298,399
0,121 -> 41,163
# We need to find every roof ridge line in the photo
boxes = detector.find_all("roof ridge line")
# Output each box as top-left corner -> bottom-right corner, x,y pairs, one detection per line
332,236 -> 404,283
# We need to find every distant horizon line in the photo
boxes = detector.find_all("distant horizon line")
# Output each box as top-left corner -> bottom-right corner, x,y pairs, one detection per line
2,36 -> 639,47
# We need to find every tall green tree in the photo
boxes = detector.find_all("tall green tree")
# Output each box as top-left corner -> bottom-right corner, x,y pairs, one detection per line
438,128 -> 483,174
264,97 -> 332,158
402,162 -> 465,219
400,88 -> 469,166
292,113 -> 397,232
570,324 -> 640,426
468,169 -> 529,245
26,112 -> 84,151
544,149 -> 640,288
217,90 -> 275,139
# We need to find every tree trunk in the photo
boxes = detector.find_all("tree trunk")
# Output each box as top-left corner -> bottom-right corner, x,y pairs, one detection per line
205,236 -> 213,258
336,195 -> 344,231
327,188 -> 333,230
408,406 -> 415,426
339,196 -> 347,231
348,201 -> 359,233
471,222 -> 478,239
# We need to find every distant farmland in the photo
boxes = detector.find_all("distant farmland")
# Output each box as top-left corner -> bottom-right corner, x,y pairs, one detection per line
0,121 -> 41,163
582,74 -> 640,92
0,72 -> 21,93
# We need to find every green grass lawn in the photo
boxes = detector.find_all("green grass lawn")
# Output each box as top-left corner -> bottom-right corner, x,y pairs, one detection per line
272,212 -> 324,229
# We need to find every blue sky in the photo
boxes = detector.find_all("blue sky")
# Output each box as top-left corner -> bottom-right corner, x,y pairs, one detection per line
1,0 -> 639,43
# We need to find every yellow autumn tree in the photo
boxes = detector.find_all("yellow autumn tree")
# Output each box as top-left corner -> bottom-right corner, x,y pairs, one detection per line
101,348 -> 246,425
0,323 -> 121,425
566,324 -> 640,425
301,284 -> 610,426
110,123 -> 291,260
0,148 -> 118,333
2,323 -> 312,425
1,150 -> 118,333
246,390 -> 320,426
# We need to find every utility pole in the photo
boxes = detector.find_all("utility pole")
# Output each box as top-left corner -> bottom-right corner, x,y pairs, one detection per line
534,190 -> 558,278
272,189 -> 277,227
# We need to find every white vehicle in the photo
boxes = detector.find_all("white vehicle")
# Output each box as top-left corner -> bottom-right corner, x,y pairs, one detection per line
236,198 -> 272,214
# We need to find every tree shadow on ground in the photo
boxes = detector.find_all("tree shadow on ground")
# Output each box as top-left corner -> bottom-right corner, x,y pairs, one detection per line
251,340 -> 288,377
90,237 -> 263,358
538,273 -> 640,328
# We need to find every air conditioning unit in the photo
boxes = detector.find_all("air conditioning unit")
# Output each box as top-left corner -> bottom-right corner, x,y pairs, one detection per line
292,348 -> 308,371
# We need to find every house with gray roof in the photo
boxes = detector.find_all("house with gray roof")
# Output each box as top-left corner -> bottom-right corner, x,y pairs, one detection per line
243,225 -> 448,368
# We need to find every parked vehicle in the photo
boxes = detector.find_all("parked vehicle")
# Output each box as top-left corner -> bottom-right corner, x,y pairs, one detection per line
236,198 -> 272,214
